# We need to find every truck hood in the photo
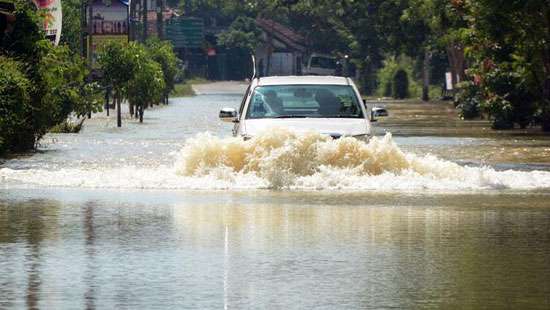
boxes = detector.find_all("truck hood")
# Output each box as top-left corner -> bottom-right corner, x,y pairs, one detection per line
242,118 -> 370,137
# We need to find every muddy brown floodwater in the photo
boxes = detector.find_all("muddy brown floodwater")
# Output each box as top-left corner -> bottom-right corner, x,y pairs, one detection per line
373,101 -> 550,166
1,86 -> 550,309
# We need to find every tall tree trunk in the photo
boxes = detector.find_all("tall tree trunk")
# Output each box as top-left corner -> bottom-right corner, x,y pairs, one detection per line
116,94 -> 122,127
542,9 -> 550,131
139,105 -> 144,123
265,33 -> 273,76
446,44 -> 466,87
129,102 -> 134,115
542,53 -> 550,131
156,0 -> 163,39
422,50 -> 432,102
105,87 -> 110,116
360,62 -> 377,96
129,0 -> 137,41
87,1 -> 93,66
80,0 -> 87,58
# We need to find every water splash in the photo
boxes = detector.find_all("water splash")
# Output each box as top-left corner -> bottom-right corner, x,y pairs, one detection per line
174,128 -> 550,190
2,128 -> 550,191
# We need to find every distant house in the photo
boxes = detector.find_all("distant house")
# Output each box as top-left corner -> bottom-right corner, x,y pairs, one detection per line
88,0 -> 128,66
255,18 -> 308,76
91,0 -> 128,36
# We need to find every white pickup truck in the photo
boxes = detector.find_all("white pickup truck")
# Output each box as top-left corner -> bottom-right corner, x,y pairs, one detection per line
302,54 -> 338,76
219,75 -> 372,140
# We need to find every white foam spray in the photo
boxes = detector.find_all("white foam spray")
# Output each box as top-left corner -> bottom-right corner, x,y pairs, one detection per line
2,128 -> 550,191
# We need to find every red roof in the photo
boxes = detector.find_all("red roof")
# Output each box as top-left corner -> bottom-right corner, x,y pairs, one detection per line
256,18 -> 307,52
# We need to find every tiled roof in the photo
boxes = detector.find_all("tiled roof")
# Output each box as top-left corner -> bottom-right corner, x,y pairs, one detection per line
256,18 -> 307,52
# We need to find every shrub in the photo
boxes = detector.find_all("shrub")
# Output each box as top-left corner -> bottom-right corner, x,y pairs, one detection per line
481,65 -> 536,129
127,58 -> 165,122
49,119 -> 85,133
0,57 -> 31,154
145,39 -> 178,103
0,1 -> 101,154
376,58 -> 398,98
392,69 -> 409,99
455,81 -> 482,119
218,16 -> 262,52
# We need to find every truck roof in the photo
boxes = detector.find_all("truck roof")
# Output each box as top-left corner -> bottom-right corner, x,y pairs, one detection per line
256,76 -> 350,86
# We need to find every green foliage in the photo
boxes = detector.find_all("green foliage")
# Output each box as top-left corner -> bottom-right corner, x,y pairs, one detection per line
171,82 -> 195,97
145,38 -> 179,98
376,56 -> 421,99
60,0 -> 81,54
392,69 -> 409,99
218,16 -> 261,52
99,40 -> 170,122
290,0 -> 407,94
0,57 -> 31,154
1,0 -> 44,59
376,58 -> 399,97
49,119 -> 85,133
465,0 -> 550,130
98,41 -> 136,98
35,42 -> 87,123
127,44 -> 165,111
0,1 -> 101,154
454,81 -> 482,120
480,65 -> 536,129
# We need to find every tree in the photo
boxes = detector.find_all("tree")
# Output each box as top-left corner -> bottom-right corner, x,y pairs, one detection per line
218,16 -> 261,52
99,41 -> 168,124
127,55 -> 165,122
467,0 -> 550,131
393,69 -> 409,99
1,0 -> 102,153
59,0 -> 81,54
0,57 -> 31,154
145,38 -> 178,104
289,0 -> 408,95
98,41 -> 136,127
402,0 -> 469,89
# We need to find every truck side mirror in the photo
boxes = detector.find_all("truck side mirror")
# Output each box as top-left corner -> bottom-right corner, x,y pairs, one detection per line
219,108 -> 238,123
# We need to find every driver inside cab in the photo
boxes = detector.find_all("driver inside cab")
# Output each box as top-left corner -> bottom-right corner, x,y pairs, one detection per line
264,90 -> 284,115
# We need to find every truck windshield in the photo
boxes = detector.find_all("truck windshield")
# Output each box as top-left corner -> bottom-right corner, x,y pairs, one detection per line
246,85 -> 363,119
311,57 -> 337,69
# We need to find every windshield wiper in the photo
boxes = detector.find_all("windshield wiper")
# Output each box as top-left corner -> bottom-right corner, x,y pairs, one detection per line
322,115 -> 359,118
274,115 -> 308,118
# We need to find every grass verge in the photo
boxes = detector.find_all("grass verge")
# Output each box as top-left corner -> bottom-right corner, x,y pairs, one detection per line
171,78 -> 209,97
49,119 -> 85,133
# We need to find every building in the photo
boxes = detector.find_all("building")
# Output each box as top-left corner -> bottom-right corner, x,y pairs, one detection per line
255,18 -> 307,76
88,0 -> 129,66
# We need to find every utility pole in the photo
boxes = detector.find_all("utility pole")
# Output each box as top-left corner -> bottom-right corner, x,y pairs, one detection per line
156,0 -> 163,40
128,0 -> 135,41
142,0 -> 148,41
87,0 -> 93,67
80,0 -> 87,58
422,49 -> 432,102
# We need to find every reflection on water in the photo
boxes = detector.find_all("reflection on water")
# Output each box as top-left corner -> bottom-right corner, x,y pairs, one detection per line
1,90 -> 550,308
1,192 -> 550,309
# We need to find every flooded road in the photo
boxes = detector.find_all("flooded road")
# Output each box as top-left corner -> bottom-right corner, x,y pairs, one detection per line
1,83 -> 550,308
